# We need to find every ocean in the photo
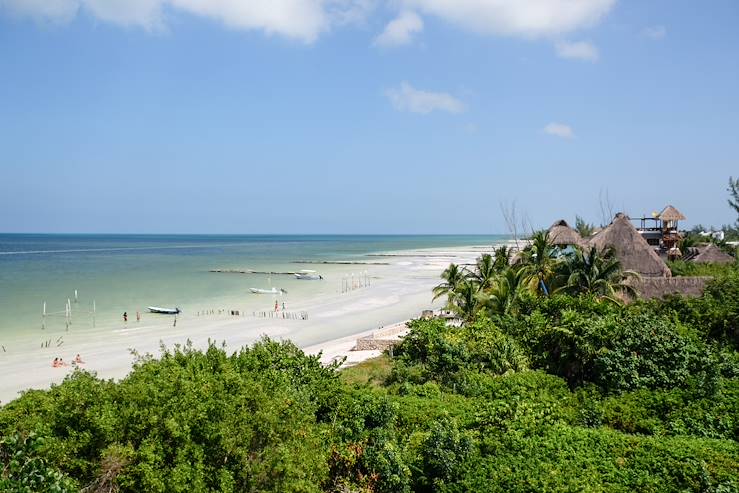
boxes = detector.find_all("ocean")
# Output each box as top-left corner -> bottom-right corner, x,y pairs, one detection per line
0,234 -> 505,346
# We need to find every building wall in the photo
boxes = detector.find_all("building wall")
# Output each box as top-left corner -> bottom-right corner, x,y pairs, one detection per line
630,276 -> 712,300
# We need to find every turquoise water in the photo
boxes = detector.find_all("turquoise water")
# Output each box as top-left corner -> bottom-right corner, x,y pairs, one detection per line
0,234 -> 505,343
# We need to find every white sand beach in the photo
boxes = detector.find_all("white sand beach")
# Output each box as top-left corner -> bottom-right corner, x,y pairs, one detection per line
0,244 -> 503,404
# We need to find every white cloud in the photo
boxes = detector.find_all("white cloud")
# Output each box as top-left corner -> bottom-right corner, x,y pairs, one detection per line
0,0 -> 370,42
544,122 -> 575,139
402,0 -> 615,39
555,40 -> 599,61
642,25 -> 666,40
374,10 -> 423,47
1,0 -> 618,46
386,82 -> 465,114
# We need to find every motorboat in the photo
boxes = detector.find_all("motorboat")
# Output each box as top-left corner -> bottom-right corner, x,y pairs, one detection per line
148,306 -> 181,315
294,269 -> 322,280
249,287 -> 287,295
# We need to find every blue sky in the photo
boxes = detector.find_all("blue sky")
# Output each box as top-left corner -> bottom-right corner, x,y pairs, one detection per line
0,0 -> 737,234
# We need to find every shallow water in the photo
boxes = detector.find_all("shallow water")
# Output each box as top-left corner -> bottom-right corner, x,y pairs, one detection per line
0,234 -> 505,345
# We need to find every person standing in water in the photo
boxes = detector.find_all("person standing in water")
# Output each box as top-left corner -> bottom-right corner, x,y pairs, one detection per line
123,312 -> 128,323
136,311 -> 140,322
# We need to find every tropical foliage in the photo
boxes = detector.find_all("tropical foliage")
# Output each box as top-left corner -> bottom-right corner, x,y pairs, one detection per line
554,245 -> 638,301
433,233 -> 638,320
574,215 -> 596,238
2,245 -> 739,492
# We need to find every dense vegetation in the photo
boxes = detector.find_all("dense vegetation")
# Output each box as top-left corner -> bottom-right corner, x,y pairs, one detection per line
2,245 -> 739,491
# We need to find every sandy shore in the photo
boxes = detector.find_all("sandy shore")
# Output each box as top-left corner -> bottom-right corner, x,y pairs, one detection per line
0,244 -> 502,404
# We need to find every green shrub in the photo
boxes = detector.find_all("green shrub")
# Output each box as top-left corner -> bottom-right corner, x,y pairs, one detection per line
391,317 -> 527,387
0,432 -> 77,493
650,269 -> 739,347
454,424 -> 739,493
598,379 -> 739,440
509,307 -> 717,394
419,418 -> 475,491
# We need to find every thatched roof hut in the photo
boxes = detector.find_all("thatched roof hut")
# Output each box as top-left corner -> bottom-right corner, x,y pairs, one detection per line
548,220 -> 585,247
589,213 -> 672,277
692,244 -> 735,264
658,205 -> 686,222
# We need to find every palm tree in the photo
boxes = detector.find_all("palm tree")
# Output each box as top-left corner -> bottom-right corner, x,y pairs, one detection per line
432,263 -> 466,302
468,253 -> 497,291
480,268 -> 526,316
575,215 -> 595,238
554,245 -> 639,302
447,279 -> 482,321
492,245 -> 512,272
519,230 -> 559,296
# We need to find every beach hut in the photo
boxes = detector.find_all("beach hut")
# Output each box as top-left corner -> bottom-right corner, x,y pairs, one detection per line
589,213 -> 672,277
548,220 -> 586,248
692,244 -> 735,264
658,205 -> 686,250
658,205 -> 686,226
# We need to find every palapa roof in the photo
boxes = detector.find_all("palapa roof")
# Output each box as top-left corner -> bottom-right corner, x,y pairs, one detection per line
658,205 -> 686,222
589,213 -> 672,277
692,244 -> 735,264
548,220 -> 586,247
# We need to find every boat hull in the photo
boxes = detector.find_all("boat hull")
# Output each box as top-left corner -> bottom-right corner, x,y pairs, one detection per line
250,288 -> 278,294
148,306 -> 180,315
294,274 -> 321,280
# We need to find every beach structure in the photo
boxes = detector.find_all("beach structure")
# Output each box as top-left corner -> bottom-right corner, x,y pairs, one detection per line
590,213 -> 672,277
691,244 -> 735,264
548,220 -> 586,248
634,205 -> 686,251
658,205 -> 686,250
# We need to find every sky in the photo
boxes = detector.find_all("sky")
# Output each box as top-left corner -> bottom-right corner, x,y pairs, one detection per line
0,0 -> 737,234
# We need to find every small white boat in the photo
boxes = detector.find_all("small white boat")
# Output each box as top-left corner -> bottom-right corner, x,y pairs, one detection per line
294,269 -> 322,280
249,287 -> 287,295
148,306 -> 180,315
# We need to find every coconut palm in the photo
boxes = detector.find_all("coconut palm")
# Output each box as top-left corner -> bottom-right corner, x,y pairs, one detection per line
480,267 -> 526,316
575,215 -> 595,238
468,253 -> 497,291
492,245 -> 512,272
519,230 -> 559,296
554,245 -> 639,301
432,263 -> 467,302
447,279 -> 482,321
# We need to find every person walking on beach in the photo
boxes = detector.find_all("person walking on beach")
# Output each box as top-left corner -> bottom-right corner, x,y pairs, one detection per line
123,312 -> 128,323
282,302 -> 286,311
275,300 -> 279,312
173,316 -> 177,327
